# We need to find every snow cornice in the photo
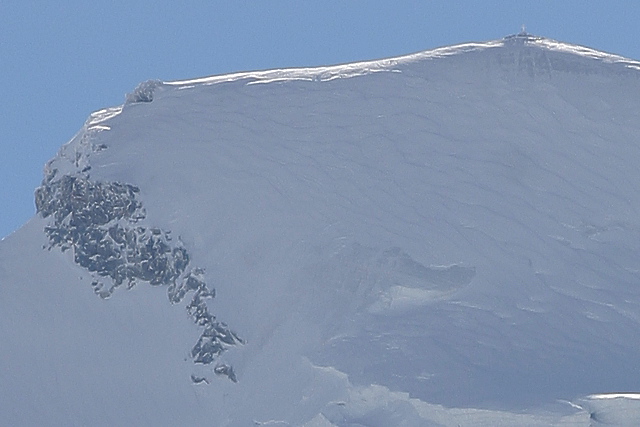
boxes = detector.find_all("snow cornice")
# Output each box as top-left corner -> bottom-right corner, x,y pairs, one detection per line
533,37 -> 640,70
163,34 -> 640,89
162,41 -> 505,88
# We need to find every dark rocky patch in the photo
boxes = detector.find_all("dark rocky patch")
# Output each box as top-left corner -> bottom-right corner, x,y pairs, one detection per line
35,170 -> 242,380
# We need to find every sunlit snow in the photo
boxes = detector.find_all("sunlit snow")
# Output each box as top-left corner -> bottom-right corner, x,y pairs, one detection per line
2,33 -> 640,426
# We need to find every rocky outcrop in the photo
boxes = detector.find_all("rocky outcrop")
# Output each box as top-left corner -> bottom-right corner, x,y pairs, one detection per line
35,155 -> 242,381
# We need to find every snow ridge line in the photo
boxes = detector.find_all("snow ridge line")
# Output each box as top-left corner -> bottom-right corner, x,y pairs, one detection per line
162,41 -> 504,88
160,34 -> 640,90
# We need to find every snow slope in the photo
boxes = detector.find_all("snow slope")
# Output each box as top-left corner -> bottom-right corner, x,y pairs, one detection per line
3,32 -> 640,425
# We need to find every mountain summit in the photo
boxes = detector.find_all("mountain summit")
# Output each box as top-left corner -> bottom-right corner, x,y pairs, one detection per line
2,35 -> 640,425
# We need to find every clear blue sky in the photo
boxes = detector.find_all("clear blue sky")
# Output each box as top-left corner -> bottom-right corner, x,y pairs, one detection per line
2,1 -> 639,239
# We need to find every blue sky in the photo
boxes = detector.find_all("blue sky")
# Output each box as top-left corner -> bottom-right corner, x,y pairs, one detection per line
2,1 -> 639,239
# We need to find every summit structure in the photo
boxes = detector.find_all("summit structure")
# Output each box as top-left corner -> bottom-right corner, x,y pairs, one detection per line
2,34 -> 640,425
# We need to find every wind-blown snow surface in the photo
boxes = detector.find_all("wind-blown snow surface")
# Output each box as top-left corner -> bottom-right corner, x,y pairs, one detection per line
3,33 -> 640,425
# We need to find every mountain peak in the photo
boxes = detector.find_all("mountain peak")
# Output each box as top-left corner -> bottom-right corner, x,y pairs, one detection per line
157,33 -> 639,93
4,34 -> 640,425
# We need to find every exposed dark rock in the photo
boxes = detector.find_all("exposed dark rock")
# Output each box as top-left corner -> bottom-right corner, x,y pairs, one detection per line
35,170 -> 242,380
125,79 -> 162,104
214,364 -> 237,383
190,375 -> 210,385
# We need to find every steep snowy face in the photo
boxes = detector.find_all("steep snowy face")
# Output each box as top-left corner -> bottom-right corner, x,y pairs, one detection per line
4,34 -> 640,425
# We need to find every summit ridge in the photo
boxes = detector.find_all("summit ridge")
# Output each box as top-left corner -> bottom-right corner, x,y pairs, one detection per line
160,33 -> 639,90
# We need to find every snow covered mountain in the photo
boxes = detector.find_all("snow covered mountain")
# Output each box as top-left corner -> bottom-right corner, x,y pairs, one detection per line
3,32 -> 640,425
